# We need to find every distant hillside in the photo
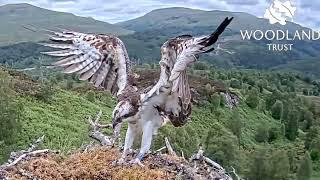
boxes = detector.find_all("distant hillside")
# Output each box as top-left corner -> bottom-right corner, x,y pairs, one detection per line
0,5 -> 319,74
118,7 -> 320,69
0,3 -> 132,46
118,7 -> 304,32
272,58 -> 320,78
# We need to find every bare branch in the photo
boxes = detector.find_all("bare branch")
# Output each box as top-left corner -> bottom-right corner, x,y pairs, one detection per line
27,135 -> 45,152
87,111 -> 121,147
213,44 -> 235,55
203,156 -> 224,170
155,146 -> 167,154
164,137 -> 177,157
1,149 -> 56,169
94,110 -> 102,124
230,166 -> 241,180
181,150 -> 185,160
0,135 -> 58,174
89,131 -> 113,146
189,146 -> 234,180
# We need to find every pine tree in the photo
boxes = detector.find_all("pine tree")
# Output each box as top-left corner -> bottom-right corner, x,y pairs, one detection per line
247,148 -> 270,180
297,152 -> 312,180
205,130 -> 237,167
305,127 -> 318,150
246,88 -> 259,109
228,111 -> 242,149
230,78 -> 241,89
255,124 -> 269,143
0,70 -> 23,162
258,99 -> 266,112
285,109 -> 299,141
271,100 -> 283,121
269,150 -> 290,179
209,93 -> 220,113
304,110 -> 314,130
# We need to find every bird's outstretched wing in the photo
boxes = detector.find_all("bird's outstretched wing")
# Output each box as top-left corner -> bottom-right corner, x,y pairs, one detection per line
40,30 -> 132,97
146,17 -> 233,126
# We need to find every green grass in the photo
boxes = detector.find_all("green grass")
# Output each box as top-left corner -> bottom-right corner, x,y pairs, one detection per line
5,86 -> 282,164
13,89 -> 115,153
1,67 -> 319,178
153,103 -> 281,157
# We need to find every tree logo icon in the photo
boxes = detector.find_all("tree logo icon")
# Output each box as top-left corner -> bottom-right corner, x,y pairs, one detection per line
264,0 -> 296,25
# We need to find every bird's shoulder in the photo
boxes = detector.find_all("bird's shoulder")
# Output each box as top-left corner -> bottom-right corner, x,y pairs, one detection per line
117,86 -> 140,106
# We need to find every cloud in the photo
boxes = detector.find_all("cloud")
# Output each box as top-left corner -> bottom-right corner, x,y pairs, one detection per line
222,0 -> 260,5
0,0 -> 318,30
298,1 -> 320,11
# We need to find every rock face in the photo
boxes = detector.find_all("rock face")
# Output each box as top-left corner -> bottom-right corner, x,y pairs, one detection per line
221,92 -> 240,109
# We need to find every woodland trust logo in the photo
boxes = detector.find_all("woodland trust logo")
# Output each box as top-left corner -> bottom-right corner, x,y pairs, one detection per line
240,0 -> 320,52
264,0 -> 296,25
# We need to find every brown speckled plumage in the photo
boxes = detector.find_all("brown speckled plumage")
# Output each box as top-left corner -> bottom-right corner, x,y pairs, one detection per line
40,16 -> 233,135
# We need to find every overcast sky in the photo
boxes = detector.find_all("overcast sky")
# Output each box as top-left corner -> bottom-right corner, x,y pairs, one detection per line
0,0 -> 319,29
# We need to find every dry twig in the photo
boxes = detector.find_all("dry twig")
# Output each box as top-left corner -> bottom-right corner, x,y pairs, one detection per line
164,137 -> 177,157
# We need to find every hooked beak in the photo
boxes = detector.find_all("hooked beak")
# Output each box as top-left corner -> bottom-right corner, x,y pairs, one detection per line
112,116 -> 123,129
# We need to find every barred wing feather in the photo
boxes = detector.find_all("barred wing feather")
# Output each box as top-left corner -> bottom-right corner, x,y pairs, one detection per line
41,30 -> 131,96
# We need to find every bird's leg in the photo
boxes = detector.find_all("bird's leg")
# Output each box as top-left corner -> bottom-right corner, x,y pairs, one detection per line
129,121 -> 154,167
114,123 -> 136,165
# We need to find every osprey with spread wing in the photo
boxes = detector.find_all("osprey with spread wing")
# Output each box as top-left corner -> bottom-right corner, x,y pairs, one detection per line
40,17 -> 233,165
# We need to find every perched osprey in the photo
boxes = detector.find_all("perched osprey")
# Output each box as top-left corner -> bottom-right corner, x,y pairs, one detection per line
40,17 -> 233,165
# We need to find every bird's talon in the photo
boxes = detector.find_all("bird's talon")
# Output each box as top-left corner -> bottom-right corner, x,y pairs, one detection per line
112,158 -> 127,166
129,158 -> 145,167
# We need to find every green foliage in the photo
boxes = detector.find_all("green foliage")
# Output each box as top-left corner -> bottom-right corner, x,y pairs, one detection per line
228,110 -> 242,148
205,128 -> 237,167
303,89 -> 310,96
34,81 -> 54,103
0,70 -> 23,162
230,78 -> 241,89
247,148 -> 290,180
209,93 -> 221,112
304,110 -> 314,130
86,91 -> 96,103
193,62 -> 209,70
305,127 -> 320,162
66,79 -> 74,90
271,100 -> 284,120
255,123 -> 269,143
246,148 -> 270,180
269,150 -> 290,180
285,109 -> 299,141
268,126 -> 283,142
257,99 -> 266,112
246,88 -> 259,109
1,66 -> 320,178
0,87 -> 114,163
297,152 -> 313,180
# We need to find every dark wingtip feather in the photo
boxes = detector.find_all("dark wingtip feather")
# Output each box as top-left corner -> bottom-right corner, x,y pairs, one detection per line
201,17 -> 234,47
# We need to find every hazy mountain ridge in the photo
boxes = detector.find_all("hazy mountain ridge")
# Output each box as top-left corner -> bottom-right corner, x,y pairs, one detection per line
117,7 -> 307,32
0,3 -> 132,46
0,4 -> 319,76
117,7 -> 320,71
